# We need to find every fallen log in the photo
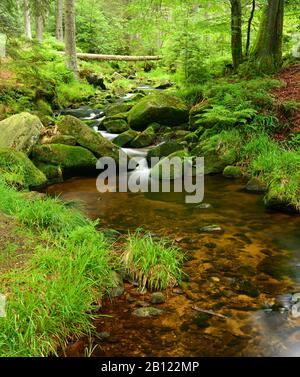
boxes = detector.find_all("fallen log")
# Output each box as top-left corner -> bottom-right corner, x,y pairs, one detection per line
59,52 -> 162,62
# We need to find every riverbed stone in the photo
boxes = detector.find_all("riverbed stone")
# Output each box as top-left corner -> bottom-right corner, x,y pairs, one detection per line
147,141 -> 183,163
0,148 -> 47,189
112,129 -> 140,147
103,119 -> 129,133
57,115 -> 120,161
199,225 -> 224,234
223,166 -> 242,179
150,150 -> 191,180
133,307 -> 163,317
31,144 -> 97,172
245,177 -> 267,193
105,103 -> 133,117
0,112 -> 44,155
128,93 -> 189,131
130,124 -> 157,148
150,292 -> 166,304
109,271 -> 125,298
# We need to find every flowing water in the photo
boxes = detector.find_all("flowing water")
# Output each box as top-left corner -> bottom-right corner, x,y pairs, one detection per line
47,107 -> 300,357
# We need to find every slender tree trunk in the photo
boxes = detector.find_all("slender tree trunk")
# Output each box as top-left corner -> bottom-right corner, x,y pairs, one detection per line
23,0 -> 32,40
230,0 -> 243,71
246,0 -> 256,56
64,0 -> 78,78
56,0 -> 64,41
35,15 -> 43,42
250,0 -> 284,72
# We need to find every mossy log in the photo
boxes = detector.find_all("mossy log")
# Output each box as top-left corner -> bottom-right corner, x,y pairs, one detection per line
59,52 -> 162,62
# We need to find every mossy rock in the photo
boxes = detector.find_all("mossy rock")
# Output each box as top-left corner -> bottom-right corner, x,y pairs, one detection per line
128,92 -> 188,131
105,103 -> 133,117
150,150 -> 190,180
0,148 -> 47,189
264,181 -> 299,214
103,119 -> 129,133
192,132 -> 240,174
35,162 -> 63,184
112,129 -> 140,147
35,99 -> 52,116
0,112 -> 44,155
223,166 -> 242,179
147,141 -> 183,163
56,115 -> 120,161
245,177 -> 267,193
130,124 -> 157,148
104,112 -> 128,121
42,134 -> 77,146
32,144 -> 97,173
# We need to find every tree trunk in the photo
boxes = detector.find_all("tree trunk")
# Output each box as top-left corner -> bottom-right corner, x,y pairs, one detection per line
64,0 -> 78,78
246,0 -> 256,56
230,0 -> 243,71
35,15 -> 43,42
23,0 -> 32,40
56,0 -> 64,41
250,0 -> 284,73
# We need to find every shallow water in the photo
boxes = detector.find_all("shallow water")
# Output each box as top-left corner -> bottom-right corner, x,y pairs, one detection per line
46,174 -> 300,357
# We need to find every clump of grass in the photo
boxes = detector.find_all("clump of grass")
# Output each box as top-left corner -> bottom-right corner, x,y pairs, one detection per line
55,80 -> 96,108
122,230 -> 184,291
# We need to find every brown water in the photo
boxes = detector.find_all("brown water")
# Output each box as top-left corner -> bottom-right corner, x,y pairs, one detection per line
46,175 -> 300,357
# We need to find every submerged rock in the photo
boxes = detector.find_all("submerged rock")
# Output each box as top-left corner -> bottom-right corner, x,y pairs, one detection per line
150,292 -> 166,304
0,112 -> 44,155
109,272 -> 125,298
245,177 -> 267,193
133,307 -> 164,317
195,203 -> 212,209
0,148 -> 47,189
57,115 -> 120,161
199,225 -> 224,234
128,93 -> 188,131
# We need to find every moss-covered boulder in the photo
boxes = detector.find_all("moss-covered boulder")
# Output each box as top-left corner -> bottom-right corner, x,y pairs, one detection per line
112,129 -> 140,147
105,103 -> 133,117
150,150 -> 190,180
104,119 -> 129,133
56,116 -> 120,161
128,93 -> 189,131
147,141 -> 183,162
245,177 -> 267,192
223,166 -> 242,179
35,162 -> 63,184
32,144 -> 97,173
130,124 -> 157,148
192,131 -> 241,174
0,112 -> 44,155
0,148 -> 47,189
42,134 -> 77,146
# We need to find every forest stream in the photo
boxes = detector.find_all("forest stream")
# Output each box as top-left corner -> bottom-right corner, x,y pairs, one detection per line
45,106 -> 300,357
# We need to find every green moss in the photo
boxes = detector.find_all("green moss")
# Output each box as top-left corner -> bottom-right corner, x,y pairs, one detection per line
35,99 -> 52,116
57,115 -> 120,161
223,166 -> 242,179
150,150 -> 190,180
112,129 -> 140,147
32,144 -> 97,172
104,119 -> 129,133
130,124 -> 157,148
105,103 -> 133,117
128,92 -> 188,131
47,134 -> 77,146
35,162 -> 63,184
147,141 -> 183,162
0,148 -> 47,189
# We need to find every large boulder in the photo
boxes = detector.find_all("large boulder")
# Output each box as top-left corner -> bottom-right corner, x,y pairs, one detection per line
31,144 -> 97,173
103,119 -> 129,133
112,129 -> 140,147
147,141 -> 183,162
130,124 -> 157,148
0,112 -> 44,155
0,148 -> 47,189
128,93 -> 189,131
56,116 -> 120,161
